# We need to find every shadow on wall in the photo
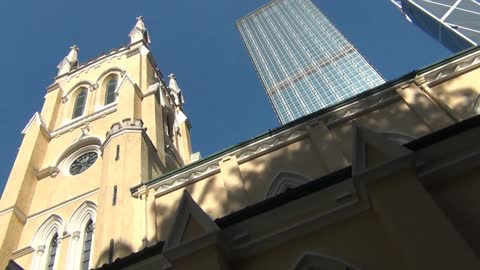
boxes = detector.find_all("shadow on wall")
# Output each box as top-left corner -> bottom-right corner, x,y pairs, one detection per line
120,86 -> 479,266
153,174 -> 232,242
94,240 -> 133,269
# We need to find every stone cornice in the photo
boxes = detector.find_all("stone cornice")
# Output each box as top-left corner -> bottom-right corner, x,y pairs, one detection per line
423,50 -> 480,86
21,112 -> 49,137
103,118 -> 145,148
51,102 -> 117,138
131,86 -> 402,199
11,246 -> 34,259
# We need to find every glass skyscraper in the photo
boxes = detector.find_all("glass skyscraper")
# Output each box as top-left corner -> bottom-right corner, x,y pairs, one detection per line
391,0 -> 480,52
237,0 -> 385,124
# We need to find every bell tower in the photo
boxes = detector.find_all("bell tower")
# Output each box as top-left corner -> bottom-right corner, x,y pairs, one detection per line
0,17 -> 192,269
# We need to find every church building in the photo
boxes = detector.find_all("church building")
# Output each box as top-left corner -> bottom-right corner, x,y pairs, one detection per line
1,17 -> 480,270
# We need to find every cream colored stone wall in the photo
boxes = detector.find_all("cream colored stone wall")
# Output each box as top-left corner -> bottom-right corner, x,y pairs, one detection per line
236,211 -> 406,270
0,36 -> 193,268
431,67 -> 480,119
3,28 -> 480,270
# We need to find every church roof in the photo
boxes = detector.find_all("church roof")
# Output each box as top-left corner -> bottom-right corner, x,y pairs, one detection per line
131,45 -> 480,196
216,113 -> 480,226
103,112 -> 480,269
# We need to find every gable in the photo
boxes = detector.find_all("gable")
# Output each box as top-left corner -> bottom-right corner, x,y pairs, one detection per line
164,191 -> 219,250
352,121 -> 412,175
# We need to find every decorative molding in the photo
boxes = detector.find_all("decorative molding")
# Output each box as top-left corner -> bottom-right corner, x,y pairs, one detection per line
103,118 -> 145,147
145,88 -> 400,198
51,103 -> 117,138
62,80 -> 94,99
322,89 -> 400,127
21,112 -> 49,136
94,67 -> 126,85
57,144 -> 101,176
66,201 -> 96,234
11,246 -> 35,259
31,214 -> 64,248
423,52 -> 480,86
139,49 -> 480,197
150,126 -> 309,198
153,163 -> 220,198
66,201 -> 96,270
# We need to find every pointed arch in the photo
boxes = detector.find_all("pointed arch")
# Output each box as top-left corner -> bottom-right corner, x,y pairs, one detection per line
96,68 -> 124,107
265,172 -> 310,199
32,214 -> 64,248
31,215 -> 64,270
291,252 -> 361,270
72,88 -> 88,119
104,76 -> 118,105
94,67 -> 125,85
66,201 -> 97,270
62,81 -> 94,99
67,201 -> 97,234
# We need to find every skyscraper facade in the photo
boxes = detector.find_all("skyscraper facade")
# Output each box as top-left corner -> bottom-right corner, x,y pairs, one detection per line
391,0 -> 480,52
237,0 -> 385,124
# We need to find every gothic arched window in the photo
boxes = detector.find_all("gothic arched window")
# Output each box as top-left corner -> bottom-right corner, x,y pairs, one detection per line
31,215 -> 63,270
81,220 -> 94,270
72,88 -> 87,119
46,233 -> 58,270
265,172 -> 310,198
66,201 -> 96,270
105,77 -> 118,105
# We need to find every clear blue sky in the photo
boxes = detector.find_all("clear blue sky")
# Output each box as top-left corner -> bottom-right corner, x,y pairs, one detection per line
0,0 -> 450,194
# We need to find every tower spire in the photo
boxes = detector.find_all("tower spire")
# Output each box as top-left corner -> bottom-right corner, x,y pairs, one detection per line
129,16 -> 151,44
57,45 -> 79,76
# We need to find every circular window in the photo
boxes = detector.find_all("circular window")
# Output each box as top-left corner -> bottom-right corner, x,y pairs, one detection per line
69,151 -> 98,175
58,143 -> 101,176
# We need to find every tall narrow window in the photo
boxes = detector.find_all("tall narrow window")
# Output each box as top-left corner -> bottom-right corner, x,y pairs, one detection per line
115,145 -> 120,161
108,239 -> 114,264
112,185 -> 117,206
72,88 -> 87,119
81,220 -> 94,270
46,233 -> 58,270
105,77 -> 118,105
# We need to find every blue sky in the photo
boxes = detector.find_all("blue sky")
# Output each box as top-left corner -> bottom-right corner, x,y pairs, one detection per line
0,0 -> 450,193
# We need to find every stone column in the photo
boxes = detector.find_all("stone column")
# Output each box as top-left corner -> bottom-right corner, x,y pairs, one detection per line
31,245 -> 45,269
66,231 -> 81,270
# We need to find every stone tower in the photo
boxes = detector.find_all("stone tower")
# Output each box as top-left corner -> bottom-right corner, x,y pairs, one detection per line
0,17 -> 192,269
